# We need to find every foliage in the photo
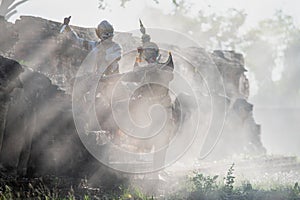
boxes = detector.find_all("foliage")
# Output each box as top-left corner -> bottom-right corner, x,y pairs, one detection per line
0,0 -> 28,20
239,10 -> 298,101
0,175 -> 157,200
138,6 -> 246,50
168,164 -> 300,200
0,175 -> 120,200
0,185 -> 13,200
98,0 -> 169,9
187,172 -> 219,200
96,0 -> 300,103
191,171 -> 218,194
119,186 -> 154,200
149,5 -> 300,103
223,163 -> 235,194
289,182 -> 300,199
1,169 -> 300,200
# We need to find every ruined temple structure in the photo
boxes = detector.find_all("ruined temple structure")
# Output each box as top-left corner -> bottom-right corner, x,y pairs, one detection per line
0,16 -> 266,177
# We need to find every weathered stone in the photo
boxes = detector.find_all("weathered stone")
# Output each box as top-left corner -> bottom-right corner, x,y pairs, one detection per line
0,64 -> 116,180
0,55 -> 23,156
0,16 -> 266,176
0,18 -> 18,57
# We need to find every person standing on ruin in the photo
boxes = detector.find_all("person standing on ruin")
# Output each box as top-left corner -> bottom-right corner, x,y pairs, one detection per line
130,20 -> 174,178
62,16 -> 122,76
134,19 -> 160,67
61,17 -> 122,138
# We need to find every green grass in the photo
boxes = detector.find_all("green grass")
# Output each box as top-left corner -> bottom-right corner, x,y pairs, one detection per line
168,163 -> 300,200
1,165 -> 300,200
0,175 -> 153,200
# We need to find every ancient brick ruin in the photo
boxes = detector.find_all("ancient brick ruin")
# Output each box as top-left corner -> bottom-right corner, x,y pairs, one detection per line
0,16 -> 266,177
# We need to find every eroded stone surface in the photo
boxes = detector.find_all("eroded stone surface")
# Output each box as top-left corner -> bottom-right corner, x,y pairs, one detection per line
0,16 -> 265,177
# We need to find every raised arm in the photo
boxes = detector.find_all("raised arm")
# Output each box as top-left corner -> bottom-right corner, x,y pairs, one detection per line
61,16 -> 98,51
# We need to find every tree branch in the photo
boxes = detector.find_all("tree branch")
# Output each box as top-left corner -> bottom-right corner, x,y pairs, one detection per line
6,0 -> 28,14
5,9 -> 16,19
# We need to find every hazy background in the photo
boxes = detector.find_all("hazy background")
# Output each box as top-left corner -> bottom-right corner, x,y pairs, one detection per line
5,0 -> 300,157
7,0 -> 300,30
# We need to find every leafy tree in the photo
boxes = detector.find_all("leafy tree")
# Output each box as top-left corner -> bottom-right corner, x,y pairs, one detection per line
239,10 -> 299,103
279,29 -> 300,106
99,0 -> 246,50
138,6 -> 246,50
96,1 -> 299,103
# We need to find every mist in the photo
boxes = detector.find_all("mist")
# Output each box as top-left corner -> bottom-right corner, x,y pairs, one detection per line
134,6 -> 300,158
1,0 -> 300,199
